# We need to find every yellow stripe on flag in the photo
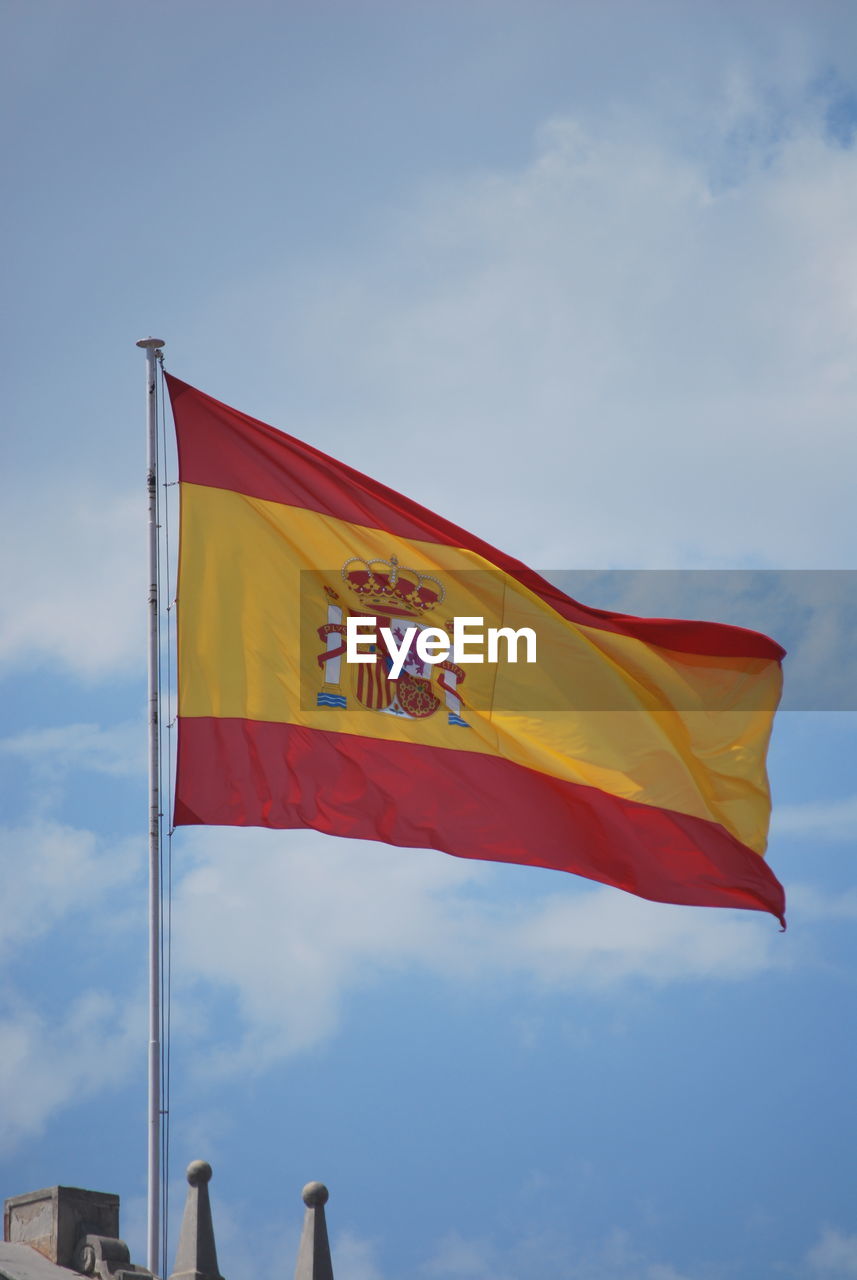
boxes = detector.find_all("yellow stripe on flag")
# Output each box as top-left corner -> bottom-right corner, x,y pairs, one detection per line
178,484 -> 779,853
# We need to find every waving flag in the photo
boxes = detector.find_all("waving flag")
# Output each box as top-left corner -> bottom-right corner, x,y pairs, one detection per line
167,374 -> 786,925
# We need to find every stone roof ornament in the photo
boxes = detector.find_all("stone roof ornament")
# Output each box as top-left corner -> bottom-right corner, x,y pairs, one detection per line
294,1183 -> 333,1280
2,1185 -> 151,1280
73,1234 -> 151,1280
168,1163 -> 223,1280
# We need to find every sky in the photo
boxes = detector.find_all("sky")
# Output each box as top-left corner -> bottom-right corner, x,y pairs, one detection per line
2,2 -> 857,1278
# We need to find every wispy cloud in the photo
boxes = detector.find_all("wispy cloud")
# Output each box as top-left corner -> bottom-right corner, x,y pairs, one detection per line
807,1226 -> 857,1275
1,719 -> 146,780
0,817 -> 144,1158
787,884 -> 857,921
771,794 -> 857,842
170,827 -> 786,1074
0,487 -> 146,679
270,109 -> 857,572
0,992 -> 138,1153
0,818 -> 139,956
418,1225 -> 699,1280
334,1233 -> 385,1280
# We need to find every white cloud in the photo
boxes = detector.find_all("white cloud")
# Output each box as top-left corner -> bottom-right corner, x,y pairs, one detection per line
170,826 -> 784,1074
334,1233 -> 385,1280
807,1226 -> 857,1275
270,107 -> 857,572
0,818 -> 143,1153
170,828 -> 484,1072
0,992 -> 138,1153
771,794 -> 857,842
418,1225 -> 699,1280
1,719 -> 146,780
0,484 -> 152,679
787,884 -> 857,921
0,818 -> 139,955
506,885 -> 779,983
0,806 -> 156,1166
422,1231 -> 512,1279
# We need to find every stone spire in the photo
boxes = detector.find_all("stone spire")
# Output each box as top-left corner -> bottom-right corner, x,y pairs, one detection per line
294,1183 -> 333,1280
169,1162 -> 224,1280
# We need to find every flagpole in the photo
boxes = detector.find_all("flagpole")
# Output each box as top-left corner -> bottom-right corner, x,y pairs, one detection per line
137,336 -> 166,1277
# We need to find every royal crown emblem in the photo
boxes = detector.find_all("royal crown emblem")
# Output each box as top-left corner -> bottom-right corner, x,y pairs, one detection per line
341,555 -> 445,617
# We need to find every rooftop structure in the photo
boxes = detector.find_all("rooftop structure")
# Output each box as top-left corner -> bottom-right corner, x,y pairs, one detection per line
1,1165 -> 332,1280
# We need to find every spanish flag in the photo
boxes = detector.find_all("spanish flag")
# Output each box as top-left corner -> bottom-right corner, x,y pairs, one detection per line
167,375 -> 786,926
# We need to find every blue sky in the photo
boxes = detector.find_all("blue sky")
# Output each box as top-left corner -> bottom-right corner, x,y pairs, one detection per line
2,3 -> 857,1279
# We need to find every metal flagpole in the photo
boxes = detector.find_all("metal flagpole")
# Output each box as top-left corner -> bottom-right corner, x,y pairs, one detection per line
137,336 -> 166,1277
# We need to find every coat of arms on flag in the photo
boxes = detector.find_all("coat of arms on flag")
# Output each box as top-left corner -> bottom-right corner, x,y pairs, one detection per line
315,556 -> 469,726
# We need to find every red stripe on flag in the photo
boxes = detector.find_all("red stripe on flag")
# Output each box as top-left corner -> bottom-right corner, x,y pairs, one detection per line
174,716 -> 786,923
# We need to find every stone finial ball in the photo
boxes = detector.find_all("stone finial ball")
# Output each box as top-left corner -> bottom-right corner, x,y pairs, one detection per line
187,1160 -> 213,1186
302,1181 -> 329,1207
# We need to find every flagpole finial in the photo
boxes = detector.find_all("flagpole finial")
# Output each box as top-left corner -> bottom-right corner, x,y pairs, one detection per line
136,337 -> 166,349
